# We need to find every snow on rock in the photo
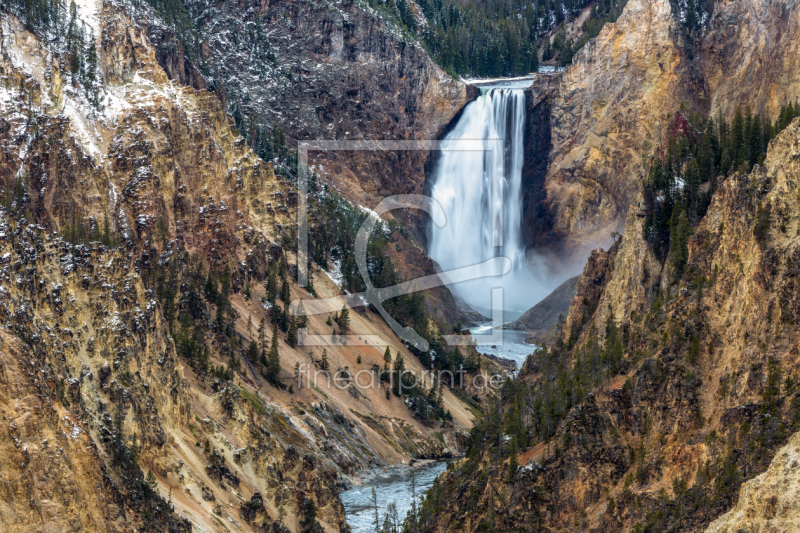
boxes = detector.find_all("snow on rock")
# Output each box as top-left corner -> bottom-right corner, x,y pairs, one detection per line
358,205 -> 383,222
358,205 -> 391,235
74,0 -> 101,37
323,259 -> 343,289
61,99 -> 103,158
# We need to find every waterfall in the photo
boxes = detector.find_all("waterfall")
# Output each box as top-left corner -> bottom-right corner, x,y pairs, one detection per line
428,87 -> 546,317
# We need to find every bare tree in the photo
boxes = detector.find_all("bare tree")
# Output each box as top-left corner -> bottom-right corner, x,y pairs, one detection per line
372,487 -> 379,533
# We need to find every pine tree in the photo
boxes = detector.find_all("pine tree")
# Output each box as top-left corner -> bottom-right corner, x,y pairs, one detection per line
685,0 -> 698,31
684,159 -> 701,213
754,199 -> 771,245
320,348 -> 329,371
278,253 -> 288,280
205,264 -> 219,301
306,266 -> 316,296
297,300 -> 308,328
280,279 -> 290,302
669,210 -> 692,278
603,313 -> 624,374
393,352 -> 405,396
743,107 -> 753,166
506,438 -> 519,483
749,112 -> 763,166
731,107 -> 745,169
372,487 -> 379,533
337,304 -> 350,334
248,339 -> 258,361
687,335 -> 701,365
287,316 -> 298,348
265,326 -> 280,383
258,318 -> 267,356
300,497 -> 319,533
697,119 -> 716,185
266,270 -> 278,303
716,110 -> 728,168
146,469 -> 158,491
384,346 -> 392,365
84,38 -> 99,106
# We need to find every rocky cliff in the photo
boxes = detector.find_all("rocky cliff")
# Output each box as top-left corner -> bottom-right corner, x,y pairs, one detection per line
525,0 -> 800,259
705,429 -> 800,533
526,0 -> 689,255
413,116 -> 800,532
179,0 -> 476,199
0,1 -> 486,530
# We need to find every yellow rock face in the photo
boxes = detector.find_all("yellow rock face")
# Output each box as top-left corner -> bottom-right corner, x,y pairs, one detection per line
705,430 -> 800,533
0,3 -> 481,531
539,0 -> 800,255
544,0 -> 686,250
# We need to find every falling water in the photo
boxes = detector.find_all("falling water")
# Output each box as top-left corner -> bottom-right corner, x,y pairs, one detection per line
428,86 -> 548,318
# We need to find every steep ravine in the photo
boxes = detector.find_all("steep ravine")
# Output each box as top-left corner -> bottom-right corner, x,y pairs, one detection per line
0,1 -> 492,530
172,0 -> 483,325
415,115 -> 800,532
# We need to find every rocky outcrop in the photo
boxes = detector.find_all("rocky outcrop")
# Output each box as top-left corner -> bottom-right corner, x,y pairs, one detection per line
504,274 -> 578,332
526,0 -> 800,257
705,430 -> 800,533
417,116 -> 800,533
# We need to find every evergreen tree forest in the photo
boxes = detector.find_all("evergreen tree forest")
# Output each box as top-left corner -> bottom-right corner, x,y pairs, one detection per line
642,103 -> 800,270
670,0 -> 716,32
366,0 -> 629,76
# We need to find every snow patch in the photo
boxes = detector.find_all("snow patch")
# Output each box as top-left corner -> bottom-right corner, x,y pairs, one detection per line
61,99 -> 102,158
323,259 -> 343,289
109,182 -> 118,207
74,0 -> 101,37
357,205 -> 392,235
358,205 -> 383,223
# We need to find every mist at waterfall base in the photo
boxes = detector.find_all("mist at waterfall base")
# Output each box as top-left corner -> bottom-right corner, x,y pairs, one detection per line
427,85 -> 565,321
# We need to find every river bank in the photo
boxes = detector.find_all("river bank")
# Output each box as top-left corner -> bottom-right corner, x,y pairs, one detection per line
340,461 -> 450,532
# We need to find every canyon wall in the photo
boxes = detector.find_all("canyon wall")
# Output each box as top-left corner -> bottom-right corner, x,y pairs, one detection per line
705,429 -> 800,533
527,0 -> 800,260
179,0 -> 476,199
0,1 -> 487,530
419,113 -> 800,533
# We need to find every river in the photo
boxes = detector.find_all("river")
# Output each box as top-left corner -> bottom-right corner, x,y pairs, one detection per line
340,461 -> 449,532
469,323 -> 537,370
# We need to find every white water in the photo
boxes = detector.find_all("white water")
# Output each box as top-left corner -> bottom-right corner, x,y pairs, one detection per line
340,462 -> 448,532
470,324 -> 536,369
428,86 -> 551,318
